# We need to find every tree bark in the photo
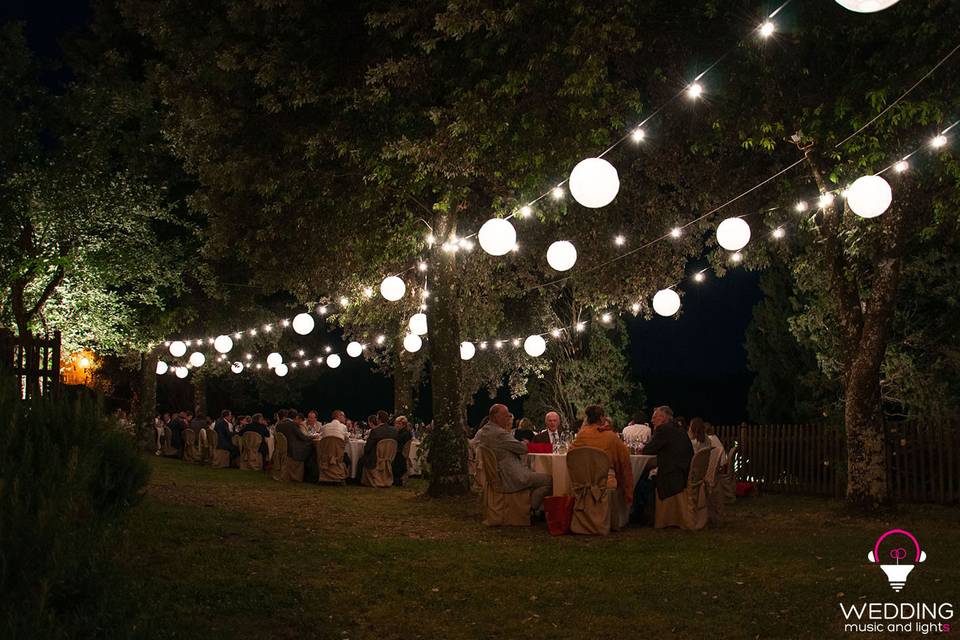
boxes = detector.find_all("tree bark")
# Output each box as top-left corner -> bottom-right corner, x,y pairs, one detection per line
392,342 -> 416,416
192,373 -> 207,418
138,351 -> 159,451
426,209 -> 469,496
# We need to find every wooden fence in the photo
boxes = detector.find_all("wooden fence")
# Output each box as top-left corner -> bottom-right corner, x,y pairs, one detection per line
714,421 -> 959,505
0,329 -> 62,399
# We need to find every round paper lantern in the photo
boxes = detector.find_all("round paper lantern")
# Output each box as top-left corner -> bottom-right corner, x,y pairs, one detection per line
156,360 -> 168,375
188,352 -> 206,367
568,157 -> 620,208
230,362 -> 244,374
380,275 -> 406,301
546,240 -> 578,271
292,312 -> 315,335
214,334 -> 233,354
460,341 -> 476,361
266,352 -> 283,368
652,289 -> 682,317
169,340 -> 187,357
523,335 -> 547,357
716,217 -> 752,251
478,218 -> 517,256
274,363 -> 288,377
846,175 -> 892,219
403,333 -> 423,353
835,0 -> 900,12
326,354 -> 341,369
408,312 -> 428,336
175,366 -> 189,379
346,341 -> 363,358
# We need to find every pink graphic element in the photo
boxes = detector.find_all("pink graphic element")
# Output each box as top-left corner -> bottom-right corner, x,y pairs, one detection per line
872,529 -> 922,563
889,548 -> 907,562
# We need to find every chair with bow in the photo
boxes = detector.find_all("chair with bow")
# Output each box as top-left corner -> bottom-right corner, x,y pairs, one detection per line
239,432 -> 263,470
317,436 -> 347,483
654,447 -> 711,530
361,439 -> 397,488
567,447 -> 611,535
197,426 -> 209,464
161,425 -> 179,457
182,428 -> 200,463
209,429 -> 232,469
705,445 -> 725,526
718,444 -> 738,504
476,446 -> 531,526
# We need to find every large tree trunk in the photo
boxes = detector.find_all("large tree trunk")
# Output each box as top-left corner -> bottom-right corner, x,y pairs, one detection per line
192,373 -> 207,418
137,351 -> 159,451
426,210 -> 469,497
392,349 -> 415,417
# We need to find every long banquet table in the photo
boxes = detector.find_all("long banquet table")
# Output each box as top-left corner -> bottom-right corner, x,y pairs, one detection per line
527,452 -> 657,496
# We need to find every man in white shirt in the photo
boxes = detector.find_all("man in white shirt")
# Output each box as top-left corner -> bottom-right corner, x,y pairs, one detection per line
320,409 -> 349,441
532,411 -> 563,447
622,411 -> 652,447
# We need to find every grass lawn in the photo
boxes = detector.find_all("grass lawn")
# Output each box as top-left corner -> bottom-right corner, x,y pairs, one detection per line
117,457 -> 960,639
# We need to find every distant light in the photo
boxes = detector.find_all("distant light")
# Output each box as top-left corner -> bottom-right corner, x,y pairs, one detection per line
318,306 -> 327,315
324,346 -> 332,353
795,201 -> 808,213
519,205 -> 532,218
614,234 -> 626,246
631,128 -> 645,142
263,324 -> 272,332
479,341 -> 488,350
601,313 -> 612,324
422,289 -> 430,299
79,357 -> 91,369
694,272 -> 706,283
426,234 -> 435,245
731,252 -> 743,263
298,349 -> 305,356
551,186 -> 564,200
494,340 -> 503,349
234,332 -> 242,340
818,192 -> 835,208
511,338 -> 520,347
363,287 -> 374,298
686,82 -> 703,99
631,303 -> 640,313
281,319 -> 290,327
245,353 -> 252,360
759,21 -> 775,37
931,134 -> 948,148
376,335 -> 386,345
894,160 -> 909,173
670,227 -> 682,239
550,328 -> 561,338
576,322 -> 586,332
249,329 -> 257,336
207,337 -> 215,344
316,357 -> 323,364
772,227 -> 786,239
339,296 -> 349,306
418,261 -> 428,271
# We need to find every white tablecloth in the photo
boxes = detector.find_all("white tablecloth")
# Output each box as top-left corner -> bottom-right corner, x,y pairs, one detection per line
347,439 -> 365,478
528,453 -> 657,496
265,435 -> 275,460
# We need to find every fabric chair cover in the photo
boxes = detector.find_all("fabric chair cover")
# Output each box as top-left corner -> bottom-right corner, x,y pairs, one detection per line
197,427 -> 209,463
272,432 -> 288,480
467,441 -> 483,493
274,433 -> 304,482
705,446 -> 725,527
400,439 -> 414,483
239,432 -> 263,470
317,436 -> 347,483
182,428 -> 200,463
361,439 -> 398,488
719,445 -> 738,504
567,447 -> 611,535
655,448 -> 712,530
161,425 -> 179,457
209,429 -> 231,469
477,446 -> 530,526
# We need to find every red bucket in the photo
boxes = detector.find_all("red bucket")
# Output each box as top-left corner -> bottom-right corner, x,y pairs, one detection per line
736,481 -> 758,498
543,495 -> 574,535
526,442 -> 553,454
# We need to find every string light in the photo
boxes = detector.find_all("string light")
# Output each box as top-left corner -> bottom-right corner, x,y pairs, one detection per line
576,322 -> 586,332
601,313 -> 612,324
795,201 -> 808,212
511,338 -> 521,347
818,192 -> 835,208
686,82 -> 703,99
730,252 -> 743,263
376,335 -> 386,345
614,234 -> 626,246
363,287 -> 374,298
631,303 -> 641,313
339,296 -> 349,306
670,227 -> 682,238
931,134 -> 948,148
894,160 -> 909,172
631,128 -> 646,142
281,319 -> 290,327
550,328 -> 561,338
551,186 -> 564,200
418,261 -> 428,271
772,227 -> 786,239
694,272 -> 706,283
519,205 -> 532,218
494,340 -> 503,349
759,21 -> 775,38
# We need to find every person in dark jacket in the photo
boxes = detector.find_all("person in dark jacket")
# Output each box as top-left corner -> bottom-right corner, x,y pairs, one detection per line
168,411 -> 189,456
214,409 -> 239,461
239,412 -> 271,465
277,410 -> 318,480
633,405 -> 694,525
513,418 -> 535,443
362,414 -> 398,470
392,415 -> 414,485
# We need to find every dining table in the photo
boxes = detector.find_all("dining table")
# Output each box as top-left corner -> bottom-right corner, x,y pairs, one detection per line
526,451 -> 657,497
308,437 -> 421,479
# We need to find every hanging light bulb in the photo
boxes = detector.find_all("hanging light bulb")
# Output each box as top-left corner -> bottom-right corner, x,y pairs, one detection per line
847,175 -> 892,218
403,334 -> 423,353
478,218 -> 517,256
169,341 -> 187,357
716,217 -> 752,251
156,360 -> 169,375
835,0 -> 901,13
326,354 -> 342,368
568,157 -> 620,208
188,352 -> 205,367
652,289 -> 681,317
546,240 -> 578,271
523,335 -> 547,357
214,335 -> 233,354
346,341 -> 363,358
460,341 -> 476,361
266,352 -> 283,369
292,312 -> 315,335
230,361 -> 243,374
380,275 -> 406,301
274,363 -> 288,377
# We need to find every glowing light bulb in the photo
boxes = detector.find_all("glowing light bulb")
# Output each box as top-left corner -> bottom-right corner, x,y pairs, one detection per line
511,338 -> 520,347
339,296 -> 349,306
818,192 -> 835,208
931,134 -> 948,148
614,234 -> 626,246
631,128 -> 645,142
576,322 -> 586,332
795,201 -> 808,213
772,227 -> 786,239
494,340 -> 503,349
418,261 -> 428,271
670,227 -> 682,239
363,287 -> 373,298
376,335 -> 386,345
894,160 -> 909,173
694,272 -> 706,283
631,303 -> 640,313
731,252 -> 743,263
601,313 -> 612,324
551,186 -> 564,200
687,82 -> 703,99
426,234 -> 435,245
759,21 -> 775,37
519,205 -> 532,218
550,328 -> 561,338
281,319 -> 290,327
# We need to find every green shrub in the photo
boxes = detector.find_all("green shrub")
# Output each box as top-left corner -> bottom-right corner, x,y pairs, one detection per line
0,376 -> 150,639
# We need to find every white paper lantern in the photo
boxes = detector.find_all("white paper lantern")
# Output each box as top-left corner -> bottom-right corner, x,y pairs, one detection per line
716,217 -> 752,251
326,354 -> 341,369
568,157 -> 620,208
652,289 -> 681,317
188,352 -> 206,367
380,275 -> 406,301
266,352 -> 283,368
214,335 -> 233,354
835,0 -> 900,12
846,175 -> 892,218
403,333 -> 423,353
460,341 -> 476,361
546,240 -> 578,271
346,341 -> 363,358
408,312 -> 428,336
175,366 -> 189,379
169,340 -> 187,357
274,363 -> 288,377
230,361 -> 244,374
478,218 -> 517,256
292,312 -> 315,335
523,334 -> 547,357
156,360 -> 169,375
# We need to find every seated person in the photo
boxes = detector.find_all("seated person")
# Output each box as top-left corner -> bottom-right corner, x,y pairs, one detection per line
688,417 -> 713,454
634,405 -> 694,524
361,413 -> 398,471
513,417 -> 535,443
213,409 -> 239,461
392,415 -> 413,485
240,412 -> 271,464
472,404 -> 552,514
532,411 -> 563,447
277,410 -> 317,480
621,411 -> 652,448
303,410 -> 322,436
321,409 -> 350,441
168,411 -> 189,455
570,405 -> 633,507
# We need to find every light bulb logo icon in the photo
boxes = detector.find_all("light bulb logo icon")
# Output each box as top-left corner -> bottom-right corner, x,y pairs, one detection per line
867,529 -> 926,592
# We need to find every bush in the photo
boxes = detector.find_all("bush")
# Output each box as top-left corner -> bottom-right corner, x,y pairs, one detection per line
0,376 -> 150,639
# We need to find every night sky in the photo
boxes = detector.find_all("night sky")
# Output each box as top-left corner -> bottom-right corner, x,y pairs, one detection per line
7,0 -> 764,425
